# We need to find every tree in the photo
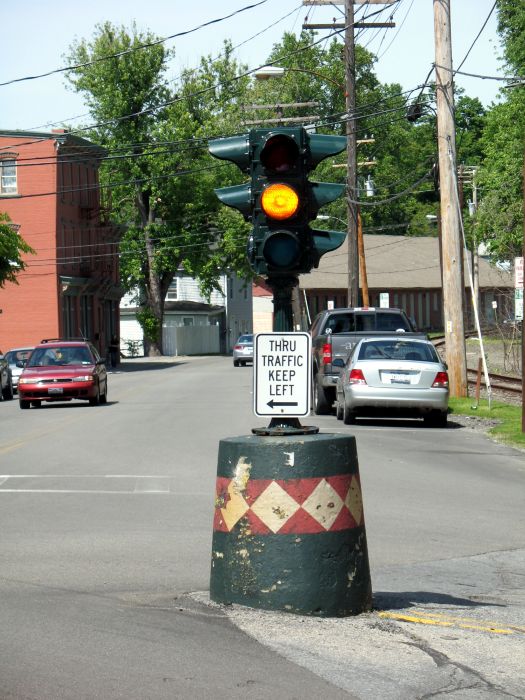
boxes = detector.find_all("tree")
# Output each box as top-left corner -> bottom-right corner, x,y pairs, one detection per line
475,1 -> 525,260
252,32 -> 438,235
0,212 -> 34,288
65,25 -> 251,355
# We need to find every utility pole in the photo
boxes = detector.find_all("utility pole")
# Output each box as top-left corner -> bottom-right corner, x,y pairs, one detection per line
303,1 -> 395,307
433,0 -> 467,397
345,0 -> 359,306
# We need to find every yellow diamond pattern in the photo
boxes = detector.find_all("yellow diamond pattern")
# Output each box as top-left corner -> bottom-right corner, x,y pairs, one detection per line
251,481 -> 300,533
220,480 -> 249,531
345,477 -> 363,525
302,479 -> 344,530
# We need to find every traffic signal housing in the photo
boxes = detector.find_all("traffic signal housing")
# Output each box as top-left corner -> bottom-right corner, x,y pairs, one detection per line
209,127 -> 347,276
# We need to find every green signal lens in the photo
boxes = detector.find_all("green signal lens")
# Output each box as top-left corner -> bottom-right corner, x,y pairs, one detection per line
263,231 -> 301,269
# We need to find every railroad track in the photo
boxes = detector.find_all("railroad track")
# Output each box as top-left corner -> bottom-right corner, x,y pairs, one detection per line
467,368 -> 522,396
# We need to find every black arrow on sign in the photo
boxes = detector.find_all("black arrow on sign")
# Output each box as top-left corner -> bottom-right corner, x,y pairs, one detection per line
267,400 -> 298,408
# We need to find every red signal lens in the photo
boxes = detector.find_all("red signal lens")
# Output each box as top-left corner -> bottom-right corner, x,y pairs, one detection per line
260,134 -> 299,172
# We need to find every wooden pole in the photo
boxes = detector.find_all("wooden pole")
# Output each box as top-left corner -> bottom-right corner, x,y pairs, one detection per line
345,0 -> 359,306
357,211 -> 369,306
521,152 -> 525,433
433,0 -> 468,397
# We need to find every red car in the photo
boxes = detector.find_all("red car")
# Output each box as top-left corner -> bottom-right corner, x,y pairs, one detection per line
18,339 -> 108,409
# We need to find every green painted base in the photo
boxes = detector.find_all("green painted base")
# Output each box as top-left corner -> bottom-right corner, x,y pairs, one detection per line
211,529 -> 372,617
209,433 -> 373,617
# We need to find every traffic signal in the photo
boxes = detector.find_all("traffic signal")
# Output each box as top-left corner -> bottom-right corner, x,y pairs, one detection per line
209,127 -> 347,276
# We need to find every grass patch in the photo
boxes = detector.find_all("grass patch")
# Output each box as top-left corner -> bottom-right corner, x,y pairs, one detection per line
449,397 -> 525,450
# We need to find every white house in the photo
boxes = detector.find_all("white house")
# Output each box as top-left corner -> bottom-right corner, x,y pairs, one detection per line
120,271 -> 252,356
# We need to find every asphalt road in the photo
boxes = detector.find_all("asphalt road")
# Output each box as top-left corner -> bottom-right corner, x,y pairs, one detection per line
0,356 -> 523,699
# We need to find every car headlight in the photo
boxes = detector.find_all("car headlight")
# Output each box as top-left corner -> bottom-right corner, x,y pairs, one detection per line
72,375 -> 94,382
19,377 -> 40,384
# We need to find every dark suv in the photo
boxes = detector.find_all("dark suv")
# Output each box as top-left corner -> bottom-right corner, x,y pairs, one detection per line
18,339 -> 108,409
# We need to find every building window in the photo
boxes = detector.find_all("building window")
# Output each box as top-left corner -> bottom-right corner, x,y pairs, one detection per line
0,159 -> 17,194
166,280 -> 178,301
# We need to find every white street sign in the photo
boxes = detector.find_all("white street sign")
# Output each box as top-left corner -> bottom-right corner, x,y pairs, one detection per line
254,333 -> 311,417
379,292 -> 390,308
515,288 -> 523,322
515,257 -> 524,289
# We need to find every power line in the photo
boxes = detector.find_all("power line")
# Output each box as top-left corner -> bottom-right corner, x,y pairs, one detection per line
0,0 -> 270,88
455,1 -> 497,74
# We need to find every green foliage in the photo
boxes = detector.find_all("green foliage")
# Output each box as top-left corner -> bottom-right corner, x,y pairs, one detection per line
496,0 -> 525,72
0,212 -> 35,287
474,3 -> 525,260
136,307 -> 160,342
65,26 -> 252,353
449,397 -> 525,450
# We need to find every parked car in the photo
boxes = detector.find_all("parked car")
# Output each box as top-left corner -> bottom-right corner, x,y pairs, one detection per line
0,349 -> 14,401
310,307 -> 427,414
4,347 -> 34,393
335,337 -> 449,427
18,339 -> 108,409
233,334 -> 254,367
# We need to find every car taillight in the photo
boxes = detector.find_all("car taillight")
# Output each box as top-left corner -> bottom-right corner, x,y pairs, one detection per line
322,342 -> 332,365
234,345 -> 242,350
349,369 -> 367,384
432,371 -> 449,388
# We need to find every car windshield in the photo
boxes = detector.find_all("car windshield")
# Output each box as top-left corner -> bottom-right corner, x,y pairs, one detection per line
358,340 -> 439,362
238,335 -> 253,344
28,346 -> 93,367
6,349 -> 32,364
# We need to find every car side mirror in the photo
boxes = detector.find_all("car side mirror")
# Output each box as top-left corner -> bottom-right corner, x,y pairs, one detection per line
332,358 -> 345,368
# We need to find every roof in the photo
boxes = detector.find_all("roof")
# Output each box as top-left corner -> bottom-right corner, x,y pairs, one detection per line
122,300 -> 224,314
0,129 -> 107,157
299,234 -> 512,290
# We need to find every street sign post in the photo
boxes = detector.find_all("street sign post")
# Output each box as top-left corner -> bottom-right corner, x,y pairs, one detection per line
254,332 -> 311,417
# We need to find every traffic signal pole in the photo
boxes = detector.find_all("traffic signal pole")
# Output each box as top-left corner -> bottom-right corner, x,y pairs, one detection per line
208,127 -> 372,617
345,0 -> 359,307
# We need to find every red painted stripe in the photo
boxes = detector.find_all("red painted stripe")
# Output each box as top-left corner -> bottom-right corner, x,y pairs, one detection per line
213,475 -> 363,535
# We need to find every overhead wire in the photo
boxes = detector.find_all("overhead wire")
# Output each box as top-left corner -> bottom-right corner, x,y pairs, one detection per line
0,4 -> 392,153
0,0 -> 271,88
26,3 -> 304,132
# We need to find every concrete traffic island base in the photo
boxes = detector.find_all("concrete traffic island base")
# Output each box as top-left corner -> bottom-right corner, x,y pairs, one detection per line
210,433 -> 372,617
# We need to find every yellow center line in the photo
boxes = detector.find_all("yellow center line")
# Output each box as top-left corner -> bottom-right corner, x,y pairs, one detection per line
378,611 -> 521,635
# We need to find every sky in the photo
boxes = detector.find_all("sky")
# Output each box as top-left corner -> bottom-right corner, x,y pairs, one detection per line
1,0 -> 506,132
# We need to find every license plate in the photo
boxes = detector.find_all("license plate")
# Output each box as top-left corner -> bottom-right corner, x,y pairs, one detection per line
48,387 -> 63,395
390,374 -> 411,384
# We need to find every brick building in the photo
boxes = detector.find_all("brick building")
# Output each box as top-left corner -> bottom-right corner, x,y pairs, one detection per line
0,129 -> 121,355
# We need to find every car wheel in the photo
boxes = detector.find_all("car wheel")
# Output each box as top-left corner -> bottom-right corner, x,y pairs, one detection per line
313,376 -> 331,415
233,360 -> 240,367
343,402 -> 356,425
19,400 -> 30,410
2,379 -> 14,401
89,384 -> 100,406
31,401 -> 42,408
100,381 -> 108,404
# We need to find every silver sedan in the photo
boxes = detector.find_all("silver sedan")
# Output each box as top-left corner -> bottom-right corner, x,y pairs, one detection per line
233,334 -> 253,367
335,337 -> 449,427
